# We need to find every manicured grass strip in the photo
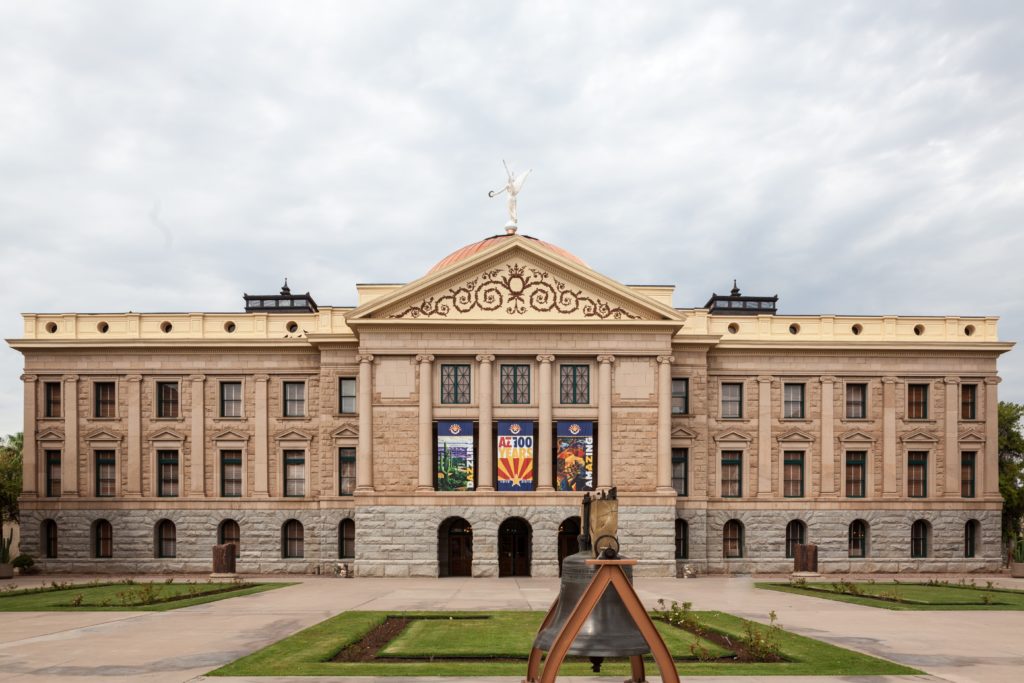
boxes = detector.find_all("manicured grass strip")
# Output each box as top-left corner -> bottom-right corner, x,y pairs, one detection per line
0,581 -> 290,611
758,581 -> 1024,611
209,610 -> 921,677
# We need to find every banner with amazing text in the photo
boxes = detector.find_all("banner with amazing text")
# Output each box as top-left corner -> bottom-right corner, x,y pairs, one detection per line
555,421 -> 594,491
436,421 -> 474,491
497,421 -> 534,491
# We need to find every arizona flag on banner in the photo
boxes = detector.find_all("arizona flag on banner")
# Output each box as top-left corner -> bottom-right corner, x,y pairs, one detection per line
497,421 -> 534,491
556,421 -> 594,491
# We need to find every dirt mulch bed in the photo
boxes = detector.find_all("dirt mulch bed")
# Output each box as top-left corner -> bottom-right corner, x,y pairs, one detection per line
333,617 -> 411,662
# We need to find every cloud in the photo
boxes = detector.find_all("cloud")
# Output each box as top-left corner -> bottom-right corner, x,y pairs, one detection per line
0,0 -> 1022,433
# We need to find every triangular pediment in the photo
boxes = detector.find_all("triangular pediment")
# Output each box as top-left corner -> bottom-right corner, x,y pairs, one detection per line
275,428 -> 313,442
839,430 -> 876,443
146,428 -> 186,443
777,428 -> 815,443
36,427 -> 65,442
331,423 -> 359,439
714,430 -> 752,444
211,428 -> 249,442
84,428 -> 122,443
346,236 -> 683,325
958,430 -> 986,444
671,425 -> 699,440
900,428 -> 939,444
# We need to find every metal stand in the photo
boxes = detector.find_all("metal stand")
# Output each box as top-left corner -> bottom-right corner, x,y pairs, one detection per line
524,558 -> 680,683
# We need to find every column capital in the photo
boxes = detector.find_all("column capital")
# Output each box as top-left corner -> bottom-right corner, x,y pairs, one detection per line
656,355 -> 675,365
188,374 -> 206,383
882,376 -> 898,385
357,354 -> 375,364
125,375 -> 143,383
819,375 -> 837,384
597,354 -> 615,364
20,374 -> 38,383
254,374 -> 271,383
756,375 -> 773,384
415,354 -> 434,364
536,354 -> 555,363
984,376 -> 1002,385
63,374 -> 79,383
944,376 -> 960,385
475,354 -> 495,364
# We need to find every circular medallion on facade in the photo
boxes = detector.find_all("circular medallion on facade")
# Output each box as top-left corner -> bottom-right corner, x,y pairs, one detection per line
569,423 -> 581,435
449,424 -> 461,435
509,423 -> 521,435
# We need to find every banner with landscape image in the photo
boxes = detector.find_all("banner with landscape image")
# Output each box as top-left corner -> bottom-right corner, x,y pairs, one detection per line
555,421 -> 593,491
497,420 -> 534,491
436,421 -> 474,491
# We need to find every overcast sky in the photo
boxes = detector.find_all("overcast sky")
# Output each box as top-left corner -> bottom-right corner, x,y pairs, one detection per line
1,1 -> 1022,435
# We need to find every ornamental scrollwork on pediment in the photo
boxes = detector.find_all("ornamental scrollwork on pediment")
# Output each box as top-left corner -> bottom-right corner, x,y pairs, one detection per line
389,263 -> 644,320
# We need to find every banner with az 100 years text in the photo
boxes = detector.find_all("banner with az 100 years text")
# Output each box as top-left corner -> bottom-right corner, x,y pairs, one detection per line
555,421 -> 593,491
497,421 -> 534,491
436,421 -> 474,491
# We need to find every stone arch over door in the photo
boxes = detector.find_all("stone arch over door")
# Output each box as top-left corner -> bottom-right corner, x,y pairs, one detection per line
498,517 -> 532,577
438,517 -> 473,577
557,516 -> 581,576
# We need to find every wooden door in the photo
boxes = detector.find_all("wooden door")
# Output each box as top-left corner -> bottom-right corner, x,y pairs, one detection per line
448,532 -> 472,577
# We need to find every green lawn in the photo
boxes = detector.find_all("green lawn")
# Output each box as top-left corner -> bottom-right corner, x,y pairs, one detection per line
758,581 -> 1024,610
0,580 -> 289,611
209,610 -> 920,677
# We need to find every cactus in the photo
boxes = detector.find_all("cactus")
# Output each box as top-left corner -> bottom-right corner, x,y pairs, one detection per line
1013,538 -> 1024,564
0,529 -> 12,565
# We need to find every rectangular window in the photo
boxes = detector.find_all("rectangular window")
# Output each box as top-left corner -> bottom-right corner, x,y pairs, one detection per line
95,450 -> 116,497
783,384 -> 805,419
156,382 -> 179,418
961,451 -> 976,498
671,378 -> 689,415
721,451 -> 742,497
284,450 -> 305,497
559,365 -> 590,404
908,451 -> 928,498
44,381 -> 62,418
845,451 -> 866,498
721,382 -> 743,419
283,382 -> 305,417
500,364 -> 530,404
45,450 -> 61,497
221,450 -> 242,497
961,384 -> 977,420
94,382 -> 115,418
783,451 -> 804,497
339,377 -> 356,414
157,450 -> 179,497
846,383 -> 867,419
220,382 -> 242,418
671,448 -> 688,496
440,364 -> 471,404
339,447 -> 356,496
907,384 -> 929,419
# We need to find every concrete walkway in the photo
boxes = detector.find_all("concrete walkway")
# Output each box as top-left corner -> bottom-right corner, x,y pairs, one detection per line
0,573 -> 1020,682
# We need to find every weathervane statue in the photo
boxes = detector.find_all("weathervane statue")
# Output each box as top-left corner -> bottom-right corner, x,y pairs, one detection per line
488,160 -> 531,234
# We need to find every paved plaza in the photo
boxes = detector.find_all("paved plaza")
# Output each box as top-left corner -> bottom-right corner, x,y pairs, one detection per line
0,574 -> 1022,683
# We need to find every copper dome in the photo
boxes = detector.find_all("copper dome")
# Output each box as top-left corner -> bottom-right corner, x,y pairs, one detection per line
427,234 -> 588,275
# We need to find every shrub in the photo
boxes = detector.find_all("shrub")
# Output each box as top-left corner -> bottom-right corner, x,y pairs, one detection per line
741,611 -> 782,662
1013,538 -> 1024,563
12,554 -> 35,574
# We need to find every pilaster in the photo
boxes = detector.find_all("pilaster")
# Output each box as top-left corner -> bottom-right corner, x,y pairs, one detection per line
476,354 -> 495,491
62,375 -> 79,496
416,355 -> 434,491
757,376 -> 772,497
656,356 -> 674,492
597,355 -> 615,488
882,376 -> 898,497
126,375 -> 143,497
189,375 -> 206,496
253,374 -> 270,497
536,355 -> 555,490
20,375 -> 37,497
944,376 -> 960,497
356,354 -> 375,492
819,376 -> 835,496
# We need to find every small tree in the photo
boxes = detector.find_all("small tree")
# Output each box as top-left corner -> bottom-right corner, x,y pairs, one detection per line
999,402 -> 1024,545
0,433 -> 23,524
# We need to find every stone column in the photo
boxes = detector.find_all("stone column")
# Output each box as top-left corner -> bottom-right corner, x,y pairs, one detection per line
356,354 -> 375,492
597,355 -> 615,488
476,354 -> 495,491
757,376 -> 773,497
190,375 -> 206,496
21,375 -> 37,497
984,376 -> 1001,496
537,355 -> 555,490
62,375 -> 79,496
882,376 -> 898,497
126,375 -> 143,496
656,356 -> 675,492
819,376 -> 836,496
944,377 -> 960,497
254,375 -> 270,497
416,355 -> 435,491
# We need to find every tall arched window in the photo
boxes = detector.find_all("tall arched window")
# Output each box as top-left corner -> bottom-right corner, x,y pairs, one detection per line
283,519 -> 304,558
675,519 -> 688,560
911,519 -> 930,558
723,520 -> 744,558
156,520 -> 177,558
785,520 -> 806,559
339,519 -> 355,559
219,519 -> 240,551
848,519 -> 868,558
93,519 -> 113,558
42,519 -> 58,559
964,519 -> 980,558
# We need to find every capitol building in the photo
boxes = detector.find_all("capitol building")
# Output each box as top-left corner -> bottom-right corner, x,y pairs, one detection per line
10,229 -> 1011,576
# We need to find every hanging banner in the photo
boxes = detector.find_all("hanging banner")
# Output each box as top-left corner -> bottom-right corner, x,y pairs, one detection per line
436,421 -> 475,491
556,421 -> 594,491
497,421 -> 534,491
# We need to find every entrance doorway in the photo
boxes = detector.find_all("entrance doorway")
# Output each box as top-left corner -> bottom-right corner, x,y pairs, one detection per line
557,516 -> 581,576
438,517 -> 473,577
498,517 -> 532,577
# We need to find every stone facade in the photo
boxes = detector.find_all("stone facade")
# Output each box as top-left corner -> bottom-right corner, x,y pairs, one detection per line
10,233 -> 1012,576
